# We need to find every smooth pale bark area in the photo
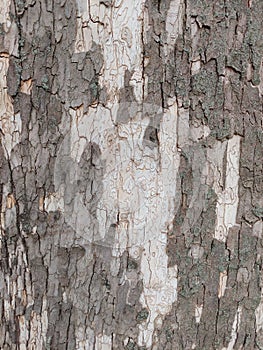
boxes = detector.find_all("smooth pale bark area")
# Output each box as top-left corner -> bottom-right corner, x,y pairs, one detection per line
0,0 -> 263,349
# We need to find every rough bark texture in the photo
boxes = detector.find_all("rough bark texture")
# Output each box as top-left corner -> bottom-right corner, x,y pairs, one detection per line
0,0 -> 263,349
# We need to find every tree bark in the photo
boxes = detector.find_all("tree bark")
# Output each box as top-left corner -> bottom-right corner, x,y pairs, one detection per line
0,0 -> 263,349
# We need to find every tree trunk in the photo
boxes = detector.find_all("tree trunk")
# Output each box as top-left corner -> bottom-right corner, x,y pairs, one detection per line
0,0 -> 263,349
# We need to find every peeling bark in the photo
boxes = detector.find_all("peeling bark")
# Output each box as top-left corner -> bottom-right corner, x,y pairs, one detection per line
0,0 -> 263,349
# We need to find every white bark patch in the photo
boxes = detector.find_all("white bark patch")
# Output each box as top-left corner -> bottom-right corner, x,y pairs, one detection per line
258,58 -> 263,95
253,220 -> 263,238
190,120 -> 211,142
195,304 -> 203,324
0,1 -> 20,159
0,0 -> 11,28
190,17 -> 201,75
207,141 -> 227,192
0,56 -> 22,159
44,192 -> 64,213
136,99 -> 179,348
1,186 -> 16,235
165,0 -> 183,56
213,136 -> 241,242
191,60 -> 201,75
28,305 -> 48,350
52,99 -> 180,348
255,276 -> 263,336
95,334 -> 113,350
218,270 -> 228,299
54,104 -> 114,243
75,0 -> 147,102
256,300 -> 263,333
18,316 -> 28,350
54,101 -> 180,243
222,306 -> 242,350
75,326 -> 95,350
